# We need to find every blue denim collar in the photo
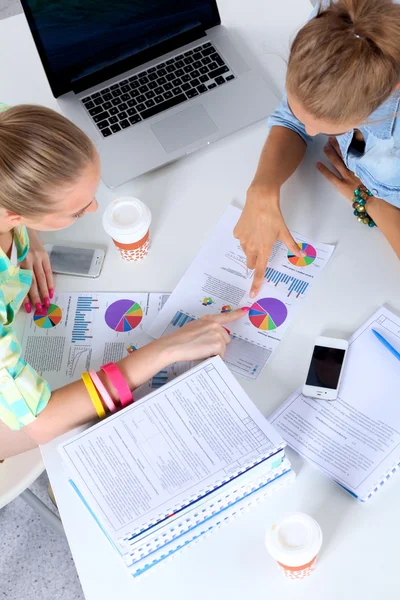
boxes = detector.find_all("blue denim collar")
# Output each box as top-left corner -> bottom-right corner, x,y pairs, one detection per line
362,90 -> 400,140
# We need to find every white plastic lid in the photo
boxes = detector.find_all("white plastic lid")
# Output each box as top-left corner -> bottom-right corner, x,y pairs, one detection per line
102,197 -> 151,243
265,513 -> 323,567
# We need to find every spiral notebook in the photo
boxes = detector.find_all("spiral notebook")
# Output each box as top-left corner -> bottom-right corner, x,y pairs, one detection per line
270,306 -> 400,502
59,357 -> 294,575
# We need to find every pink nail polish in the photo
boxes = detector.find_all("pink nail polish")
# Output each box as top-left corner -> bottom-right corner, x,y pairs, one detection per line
44,297 -> 50,308
24,302 -> 31,314
49,289 -> 54,299
35,302 -> 45,315
241,306 -> 251,312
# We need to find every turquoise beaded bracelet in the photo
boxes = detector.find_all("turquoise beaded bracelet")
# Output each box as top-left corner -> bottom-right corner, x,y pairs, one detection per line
352,185 -> 376,227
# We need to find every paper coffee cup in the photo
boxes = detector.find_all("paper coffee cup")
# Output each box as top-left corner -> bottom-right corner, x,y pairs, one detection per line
265,513 -> 323,580
102,197 -> 152,262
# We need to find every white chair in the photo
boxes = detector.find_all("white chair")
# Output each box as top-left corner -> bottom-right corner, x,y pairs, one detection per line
0,448 -> 63,533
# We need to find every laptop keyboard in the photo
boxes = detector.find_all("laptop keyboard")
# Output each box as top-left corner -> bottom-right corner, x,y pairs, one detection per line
81,42 -> 235,138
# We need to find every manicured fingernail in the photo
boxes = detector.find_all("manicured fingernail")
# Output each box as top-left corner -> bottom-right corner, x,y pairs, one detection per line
49,289 -> 54,299
44,297 -> 50,308
316,162 -> 322,168
24,302 -> 31,314
35,303 -> 45,315
300,251 -> 307,257
249,291 -> 256,298
241,306 -> 251,312
223,327 -> 231,335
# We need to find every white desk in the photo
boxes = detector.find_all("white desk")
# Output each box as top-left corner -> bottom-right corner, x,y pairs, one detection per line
1,2 -> 400,598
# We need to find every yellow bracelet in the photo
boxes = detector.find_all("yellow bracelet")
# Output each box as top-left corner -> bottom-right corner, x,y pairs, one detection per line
82,371 -> 106,419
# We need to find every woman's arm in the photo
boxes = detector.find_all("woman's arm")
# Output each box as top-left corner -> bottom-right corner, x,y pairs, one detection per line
1,310 -> 244,458
318,137 -> 400,258
234,126 -> 307,297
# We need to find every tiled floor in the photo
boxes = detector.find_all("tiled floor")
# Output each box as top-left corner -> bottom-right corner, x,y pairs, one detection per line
0,472 -> 84,600
0,0 -> 21,19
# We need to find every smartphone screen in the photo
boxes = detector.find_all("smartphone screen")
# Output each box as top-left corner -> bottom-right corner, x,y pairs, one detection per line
305,346 -> 346,390
49,246 -> 95,275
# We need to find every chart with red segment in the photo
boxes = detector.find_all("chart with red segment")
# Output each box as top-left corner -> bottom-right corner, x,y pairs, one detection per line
105,299 -> 143,332
249,298 -> 288,331
288,242 -> 316,267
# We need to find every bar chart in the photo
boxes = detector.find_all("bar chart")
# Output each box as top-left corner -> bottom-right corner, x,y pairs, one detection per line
264,267 -> 309,298
72,296 -> 99,343
151,370 -> 169,388
170,311 -> 195,328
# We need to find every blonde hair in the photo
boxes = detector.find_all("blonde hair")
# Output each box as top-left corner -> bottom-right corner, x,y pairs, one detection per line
287,0 -> 400,123
0,105 -> 96,218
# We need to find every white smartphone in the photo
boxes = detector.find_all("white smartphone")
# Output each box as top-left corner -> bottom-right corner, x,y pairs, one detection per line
44,244 -> 105,278
302,336 -> 349,401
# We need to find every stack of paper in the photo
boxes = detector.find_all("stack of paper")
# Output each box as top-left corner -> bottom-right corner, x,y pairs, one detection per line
59,357 -> 295,578
270,306 -> 400,502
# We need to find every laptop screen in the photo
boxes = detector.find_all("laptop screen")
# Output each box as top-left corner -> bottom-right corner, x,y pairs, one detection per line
22,0 -> 220,97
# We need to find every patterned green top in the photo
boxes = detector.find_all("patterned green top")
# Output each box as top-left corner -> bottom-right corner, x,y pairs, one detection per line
0,226 -> 51,430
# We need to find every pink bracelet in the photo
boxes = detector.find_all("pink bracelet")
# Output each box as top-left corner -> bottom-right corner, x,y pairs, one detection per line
89,370 -> 116,413
100,362 -> 133,408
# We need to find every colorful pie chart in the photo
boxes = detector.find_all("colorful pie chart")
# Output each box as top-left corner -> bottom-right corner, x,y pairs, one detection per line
249,298 -> 287,331
33,304 -> 63,329
105,299 -> 143,332
288,242 -> 317,267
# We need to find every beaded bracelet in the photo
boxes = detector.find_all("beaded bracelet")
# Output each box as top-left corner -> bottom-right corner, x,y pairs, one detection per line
352,185 -> 376,227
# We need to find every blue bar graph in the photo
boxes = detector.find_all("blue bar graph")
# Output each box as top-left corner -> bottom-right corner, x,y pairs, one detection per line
72,296 -> 99,343
151,370 -> 169,388
171,311 -> 195,328
264,267 -> 309,298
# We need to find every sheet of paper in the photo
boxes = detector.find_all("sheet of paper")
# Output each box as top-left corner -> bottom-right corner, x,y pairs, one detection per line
270,306 -> 400,500
148,205 -> 335,380
59,357 -> 285,544
20,292 -> 193,398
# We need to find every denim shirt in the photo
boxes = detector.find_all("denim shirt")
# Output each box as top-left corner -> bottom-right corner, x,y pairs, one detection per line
268,2 -> 400,209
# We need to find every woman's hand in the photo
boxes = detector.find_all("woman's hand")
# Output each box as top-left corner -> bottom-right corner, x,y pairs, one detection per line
234,184 -> 303,299
21,230 -> 54,314
317,137 -> 362,199
163,308 -> 248,363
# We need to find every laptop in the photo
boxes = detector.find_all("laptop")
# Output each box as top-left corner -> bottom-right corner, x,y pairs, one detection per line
21,0 -> 277,188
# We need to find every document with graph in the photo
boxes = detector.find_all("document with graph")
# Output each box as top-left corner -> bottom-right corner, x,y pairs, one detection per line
20,292 -> 193,397
149,205 -> 335,380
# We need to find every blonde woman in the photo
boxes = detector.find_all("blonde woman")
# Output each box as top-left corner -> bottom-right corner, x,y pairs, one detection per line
0,104 -> 245,459
235,0 -> 400,297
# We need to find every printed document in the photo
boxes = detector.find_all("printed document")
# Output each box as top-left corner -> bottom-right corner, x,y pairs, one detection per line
59,357 -> 285,541
270,306 -> 400,500
149,205 -> 334,380
20,292 -> 192,398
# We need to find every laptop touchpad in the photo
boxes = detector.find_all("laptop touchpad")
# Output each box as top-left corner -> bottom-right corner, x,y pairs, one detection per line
151,105 -> 217,154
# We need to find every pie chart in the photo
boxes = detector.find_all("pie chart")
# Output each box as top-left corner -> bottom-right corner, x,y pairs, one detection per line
249,298 -> 287,331
105,299 -> 143,332
34,304 -> 63,329
288,242 -> 316,267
